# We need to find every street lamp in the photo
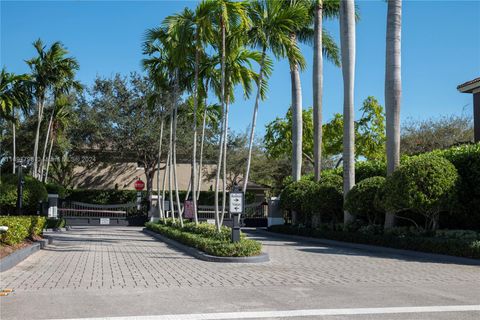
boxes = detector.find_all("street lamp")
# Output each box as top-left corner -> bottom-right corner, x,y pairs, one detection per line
16,160 -> 26,215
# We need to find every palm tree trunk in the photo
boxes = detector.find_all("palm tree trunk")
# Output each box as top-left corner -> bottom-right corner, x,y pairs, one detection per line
339,0 -> 356,225
196,99 -> 208,201
40,108 -> 55,181
191,35 -> 200,225
33,99 -> 44,179
12,109 -> 16,174
161,152 -> 170,222
220,93 -> 230,226
243,47 -> 266,193
385,0 -> 402,229
168,107 -> 175,222
172,73 -> 183,228
290,34 -> 303,182
214,16 -> 226,232
156,116 -> 165,221
44,132 -> 55,183
313,0 -> 324,182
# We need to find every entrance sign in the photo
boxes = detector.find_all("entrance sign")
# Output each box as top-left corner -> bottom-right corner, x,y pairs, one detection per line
184,200 -> 194,219
229,192 -> 244,214
100,218 -> 110,225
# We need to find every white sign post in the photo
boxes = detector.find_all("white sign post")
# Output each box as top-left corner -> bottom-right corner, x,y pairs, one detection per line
229,187 -> 244,242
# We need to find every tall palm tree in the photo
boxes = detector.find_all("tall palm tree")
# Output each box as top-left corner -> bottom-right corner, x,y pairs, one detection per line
384,0 -> 402,228
0,69 -> 31,173
339,0 -> 356,224
242,0 -> 302,192
26,39 -> 79,179
210,0 -> 250,231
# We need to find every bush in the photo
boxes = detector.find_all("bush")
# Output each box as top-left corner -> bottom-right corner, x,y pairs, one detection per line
0,174 -> 48,214
280,180 -> 316,214
145,220 -> 262,257
268,225 -> 480,259
384,154 -> 458,230
431,143 -> 480,230
0,216 -> 46,245
45,218 -> 66,229
45,182 -> 67,198
345,176 -> 386,225
315,174 -> 343,224
328,161 -> 386,182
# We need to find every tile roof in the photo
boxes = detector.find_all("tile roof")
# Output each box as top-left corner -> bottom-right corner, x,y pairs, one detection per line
457,77 -> 480,91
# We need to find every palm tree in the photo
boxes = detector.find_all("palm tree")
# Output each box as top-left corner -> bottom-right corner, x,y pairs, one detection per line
210,0 -> 250,231
384,0 -> 402,228
39,78 -> 81,181
26,39 -> 79,179
339,0 -> 356,224
0,69 -> 31,173
242,0 -> 304,192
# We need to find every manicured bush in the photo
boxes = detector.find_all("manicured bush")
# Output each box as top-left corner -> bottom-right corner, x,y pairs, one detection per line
314,174 -> 343,224
145,220 -> 262,257
45,182 -> 67,198
0,216 -> 46,245
280,180 -> 316,213
383,154 -> 458,230
268,224 -> 480,259
45,218 -> 66,229
431,143 -> 480,230
327,161 -> 386,182
345,176 -> 386,225
0,174 -> 48,214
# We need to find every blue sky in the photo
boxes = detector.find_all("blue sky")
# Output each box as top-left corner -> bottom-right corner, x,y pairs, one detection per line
1,0 -> 479,136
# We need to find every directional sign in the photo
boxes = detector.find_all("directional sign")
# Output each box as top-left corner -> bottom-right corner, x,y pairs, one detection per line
229,192 -> 244,214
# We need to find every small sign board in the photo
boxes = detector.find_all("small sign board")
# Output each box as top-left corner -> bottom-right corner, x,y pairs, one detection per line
229,192 -> 244,214
184,200 -> 194,219
206,219 -> 215,225
100,218 -> 110,225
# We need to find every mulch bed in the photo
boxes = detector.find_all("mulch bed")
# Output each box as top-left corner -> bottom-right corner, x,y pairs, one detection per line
0,238 -> 40,259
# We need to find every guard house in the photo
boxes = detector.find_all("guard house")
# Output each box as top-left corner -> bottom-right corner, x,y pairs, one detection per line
457,77 -> 480,142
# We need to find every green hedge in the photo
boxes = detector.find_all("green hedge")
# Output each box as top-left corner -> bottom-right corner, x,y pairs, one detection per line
0,174 -> 47,214
45,218 -> 66,229
145,220 -> 262,257
45,183 -> 67,198
345,176 -> 386,225
269,225 -> 480,259
0,216 -> 46,245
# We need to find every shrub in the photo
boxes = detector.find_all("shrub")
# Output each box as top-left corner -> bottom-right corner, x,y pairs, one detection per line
145,220 -> 262,257
315,174 -> 343,224
328,161 -> 386,182
45,218 -> 66,229
345,176 -> 386,225
431,143 -> 480,230
280,180 -> 316,213
0,216 -> 46,245
384,154 -> 458,230
0,174 -> 48,214
45,182 -> 67,198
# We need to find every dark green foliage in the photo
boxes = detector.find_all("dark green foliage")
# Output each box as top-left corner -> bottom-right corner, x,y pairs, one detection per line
66,189 -> 138,204
44,183 -> 67,199
269,225 -> 480,259
0,216 -> 46,245
145,220 -> 262,257
384,154 -> 458,230
279,180 -> 316,213
45,218 -> 66,229
431,143 -> 480,230
0,174 -> 48,214
330,160 -> 386,182
314,174 -> 343,223
345,176 -> 386,224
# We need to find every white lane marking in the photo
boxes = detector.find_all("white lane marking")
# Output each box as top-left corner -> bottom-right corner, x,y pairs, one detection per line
56,305 -> 480,320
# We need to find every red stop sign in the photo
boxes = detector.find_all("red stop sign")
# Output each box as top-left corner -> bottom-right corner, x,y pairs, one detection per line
134,179 -> 145,191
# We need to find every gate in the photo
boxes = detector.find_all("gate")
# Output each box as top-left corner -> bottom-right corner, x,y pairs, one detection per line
59,201 -> 147,226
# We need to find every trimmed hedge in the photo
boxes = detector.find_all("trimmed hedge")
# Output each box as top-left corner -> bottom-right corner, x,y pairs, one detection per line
45,218 -> 66,229
269,225 -> 480,259
0,216 -> 46,245
345,176 -> 386,225
45,183 -> 67,198
384,154 -> 458,230
0,174 -> 48,214
145,220 -> 262,257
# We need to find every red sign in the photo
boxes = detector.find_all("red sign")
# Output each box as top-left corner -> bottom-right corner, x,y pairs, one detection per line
134,179 -> 145,191
184,200 -> 194,219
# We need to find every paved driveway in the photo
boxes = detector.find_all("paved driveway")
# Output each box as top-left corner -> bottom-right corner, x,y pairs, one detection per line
1,226 -> 479,320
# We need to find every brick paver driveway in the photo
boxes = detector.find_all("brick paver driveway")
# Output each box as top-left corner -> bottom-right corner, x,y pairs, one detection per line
1,226 -> 479,320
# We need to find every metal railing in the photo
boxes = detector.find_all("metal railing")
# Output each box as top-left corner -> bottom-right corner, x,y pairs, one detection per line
59,201 -> 137,218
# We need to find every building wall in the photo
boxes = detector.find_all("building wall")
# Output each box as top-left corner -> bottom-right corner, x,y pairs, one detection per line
72,162 -> 221,191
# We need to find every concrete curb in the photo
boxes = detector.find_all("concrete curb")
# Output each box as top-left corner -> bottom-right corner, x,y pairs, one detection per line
0,237 -> 53,272
258,229 -> 480,266
142,228 -> 269,263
